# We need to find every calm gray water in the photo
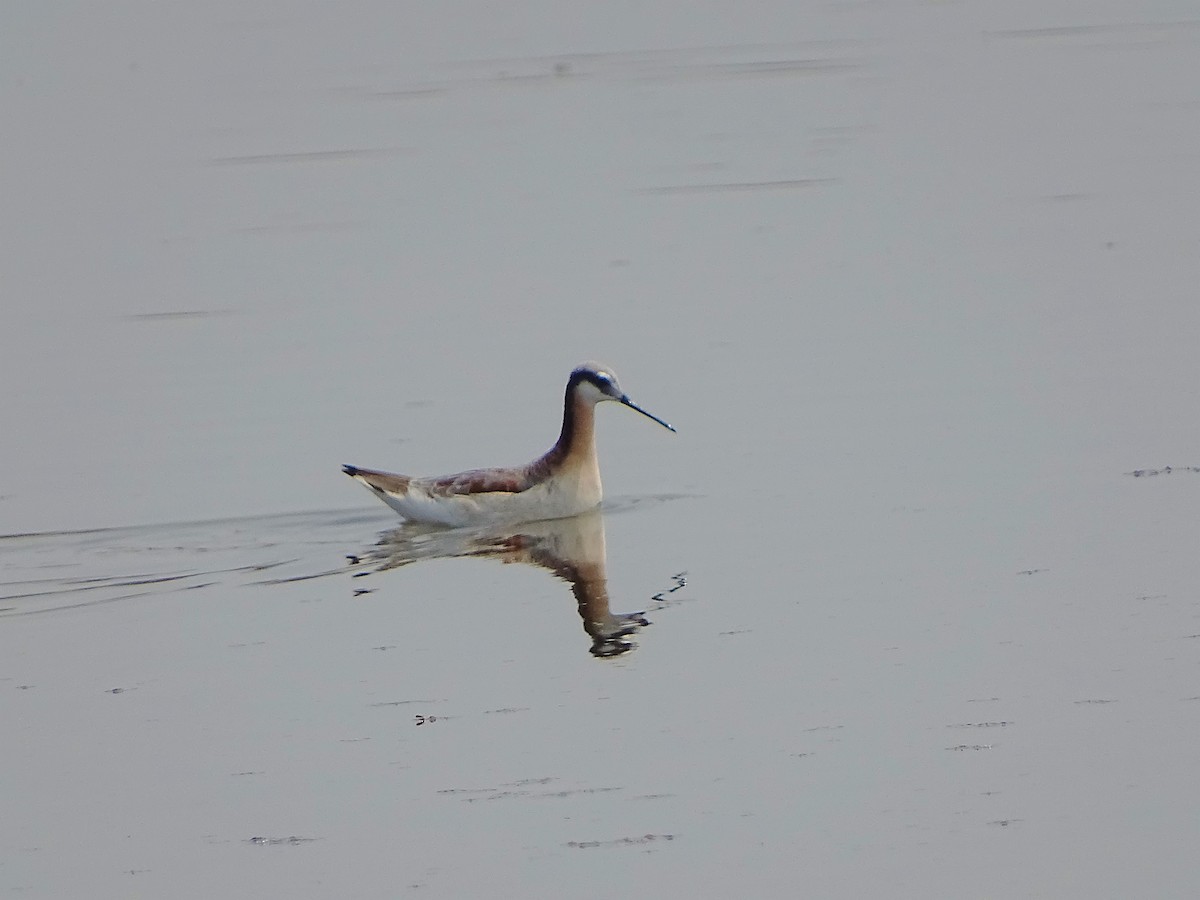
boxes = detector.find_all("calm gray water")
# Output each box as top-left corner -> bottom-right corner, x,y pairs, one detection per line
3,2 -> 1199,897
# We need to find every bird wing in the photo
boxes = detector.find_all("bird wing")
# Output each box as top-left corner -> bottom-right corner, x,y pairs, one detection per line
425,467 -> 535,496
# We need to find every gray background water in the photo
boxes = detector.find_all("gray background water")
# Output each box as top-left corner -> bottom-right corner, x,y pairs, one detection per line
3,2 -> 1199,897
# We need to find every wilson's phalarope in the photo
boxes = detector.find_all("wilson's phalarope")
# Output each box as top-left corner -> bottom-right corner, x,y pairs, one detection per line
343,362 -> 674,526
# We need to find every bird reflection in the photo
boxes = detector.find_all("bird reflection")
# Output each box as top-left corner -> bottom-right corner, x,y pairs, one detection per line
350,510 -> 651,657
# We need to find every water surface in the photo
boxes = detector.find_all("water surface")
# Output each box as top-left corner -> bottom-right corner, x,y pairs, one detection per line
3,2 -> 1199,897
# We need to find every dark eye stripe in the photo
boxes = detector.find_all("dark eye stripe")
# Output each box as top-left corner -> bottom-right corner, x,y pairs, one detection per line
568,365 -> 619,393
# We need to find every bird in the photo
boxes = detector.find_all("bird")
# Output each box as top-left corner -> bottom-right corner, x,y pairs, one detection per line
342,362 -> 674,527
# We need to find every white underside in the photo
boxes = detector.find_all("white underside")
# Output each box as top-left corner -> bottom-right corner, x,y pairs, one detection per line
359,470 -> 602,528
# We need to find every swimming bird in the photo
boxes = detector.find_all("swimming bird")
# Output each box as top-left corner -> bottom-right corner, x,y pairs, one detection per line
342,362 -> 674,526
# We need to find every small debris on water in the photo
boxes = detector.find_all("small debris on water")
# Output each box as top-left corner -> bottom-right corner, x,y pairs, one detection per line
248,835 -> 317,846
1126,465 -> 1200,477
566,833 -> 675,849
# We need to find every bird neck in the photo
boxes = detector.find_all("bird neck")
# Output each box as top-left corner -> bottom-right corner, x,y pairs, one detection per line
552,388 -> 598,466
